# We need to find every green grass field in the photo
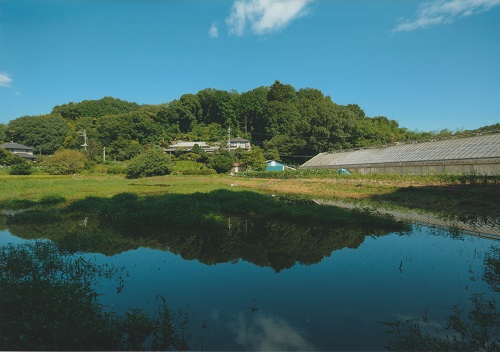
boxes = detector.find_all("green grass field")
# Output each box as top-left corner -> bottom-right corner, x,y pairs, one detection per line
1,173 -> 498,226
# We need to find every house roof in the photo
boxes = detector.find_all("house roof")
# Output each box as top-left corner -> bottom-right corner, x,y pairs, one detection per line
301,134 -> 500,168
14,152 -> 38,159
230,136 -> 250,143
170,141 -> 209,148
0,142 -> 35,150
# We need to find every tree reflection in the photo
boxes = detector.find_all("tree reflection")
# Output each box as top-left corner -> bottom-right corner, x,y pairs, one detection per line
0,241 -> 190,351
484,245 -> 500,293
384,294 -> 499,351
4,190 -> 409,272
384,245 -> 500,351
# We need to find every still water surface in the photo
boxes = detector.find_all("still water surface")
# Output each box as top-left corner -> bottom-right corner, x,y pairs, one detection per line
0,223 -> 498,350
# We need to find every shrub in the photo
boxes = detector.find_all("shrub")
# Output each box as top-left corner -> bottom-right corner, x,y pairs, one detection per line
209,154 -> 234,173
0,148 -> 25,166
126,149 -> 173,179
41,149 -> 88,175
8,162 -> 33,175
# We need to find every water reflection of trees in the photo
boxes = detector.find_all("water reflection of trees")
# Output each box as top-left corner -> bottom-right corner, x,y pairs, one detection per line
0,241 -> 190,351
5,190 -> 409,272
384,245 -> 500,351
484,245 -> 500,293
384,293 -> 499,351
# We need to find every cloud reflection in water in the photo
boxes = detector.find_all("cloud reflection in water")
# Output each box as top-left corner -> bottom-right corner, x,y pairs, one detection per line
229,312 -> 315,351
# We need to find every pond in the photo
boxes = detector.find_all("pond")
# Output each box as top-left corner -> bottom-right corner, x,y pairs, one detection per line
1,209 -> 498,350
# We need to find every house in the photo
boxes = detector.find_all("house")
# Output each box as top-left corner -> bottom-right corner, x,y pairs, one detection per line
229,137 -> 251,151
165,141 -> 220,154
266,160 -> 285,171
0,142 -> 38,160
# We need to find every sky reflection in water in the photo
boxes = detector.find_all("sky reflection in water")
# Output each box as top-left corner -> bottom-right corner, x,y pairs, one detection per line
0,226 -> 497,350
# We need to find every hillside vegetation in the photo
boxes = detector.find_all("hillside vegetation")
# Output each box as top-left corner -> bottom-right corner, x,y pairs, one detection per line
2,80 -> 496,165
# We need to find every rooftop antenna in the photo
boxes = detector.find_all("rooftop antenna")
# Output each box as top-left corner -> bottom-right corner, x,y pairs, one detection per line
78,130 -> 88,150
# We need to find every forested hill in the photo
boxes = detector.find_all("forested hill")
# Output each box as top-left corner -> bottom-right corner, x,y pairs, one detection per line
1,81 -> 497,163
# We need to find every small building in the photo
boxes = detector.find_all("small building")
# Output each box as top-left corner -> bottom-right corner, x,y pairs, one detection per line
266,160 -> 285,171
0,142 -> 38,161
231,162 -> 243,173
229,137 -> 251,151
165,141 -> 220,154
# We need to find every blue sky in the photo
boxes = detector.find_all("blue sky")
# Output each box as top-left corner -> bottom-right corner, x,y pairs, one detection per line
0,0 -> 499,131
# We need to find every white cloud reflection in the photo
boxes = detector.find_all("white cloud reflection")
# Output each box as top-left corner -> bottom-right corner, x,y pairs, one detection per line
229,312 -> 315,351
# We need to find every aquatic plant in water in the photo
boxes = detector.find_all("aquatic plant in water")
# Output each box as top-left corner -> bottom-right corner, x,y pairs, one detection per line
0,241 -> 189,351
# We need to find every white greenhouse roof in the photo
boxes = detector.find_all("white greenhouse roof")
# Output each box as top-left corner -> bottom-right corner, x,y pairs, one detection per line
301,134 -> 500,168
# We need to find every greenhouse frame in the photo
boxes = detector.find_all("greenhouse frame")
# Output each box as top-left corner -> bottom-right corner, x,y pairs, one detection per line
301,134 -> 500,175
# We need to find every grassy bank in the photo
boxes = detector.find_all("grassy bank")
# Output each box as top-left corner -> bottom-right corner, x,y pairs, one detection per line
1,173 -> 498,227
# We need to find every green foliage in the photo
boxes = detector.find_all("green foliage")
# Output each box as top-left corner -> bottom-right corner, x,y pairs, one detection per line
41,149 -> 88,175
173,160 -> 216,175
52,96 -> 140,120
0,123 -> 7,142
240,146 -> 267,171
0,241 -> 190,350
5,84 -> 498,165
209,154 -> 234,173
8,161 -> 32,175
7,114 -> 70,154
109,137 -> 143,161
126,148 -> 173,179
0,148 -> 25,166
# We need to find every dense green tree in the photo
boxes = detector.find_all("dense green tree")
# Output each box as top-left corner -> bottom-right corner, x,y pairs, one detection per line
197,88 -> 238,129
109,137 -> 143,161
52,97 -> 140,120
209,154 -> 234,173
95,110 -> 161,147
5,82 -> 491,164
126,148 -> 173,179
345,103 -> 366,120
41,149 -> 88,174
240,146 -> 267,171
0,148 -> 25,166
235,86 -> 268,134
8,161 -> 33,175
263,134 -> 307,158
264,101 -> 302,137
267,80 -> 297,103
0,123 -> 7,142
7,114 -> 71,154
159,94 -> 201,132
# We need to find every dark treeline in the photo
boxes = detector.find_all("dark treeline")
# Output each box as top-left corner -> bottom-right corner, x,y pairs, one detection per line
2,81 -> 498,163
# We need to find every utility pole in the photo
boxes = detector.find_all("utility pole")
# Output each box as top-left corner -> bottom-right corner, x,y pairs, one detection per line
78,130 -> 88,150
227,126 -> 231,151
103,146 -> 106,162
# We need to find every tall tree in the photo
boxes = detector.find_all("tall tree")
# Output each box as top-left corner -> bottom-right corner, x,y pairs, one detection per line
52,97 -> 140,120
7,114 -> 71,154
267,80 -> 297,103
235,86 -> 268,134
197,88 -> 238,128
0,123 -> 7,143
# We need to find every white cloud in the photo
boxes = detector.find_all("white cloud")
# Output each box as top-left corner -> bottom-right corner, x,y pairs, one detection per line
229,312 -> 315,350
209,22 -> 219,38
0,72 -> 12,87
393,0 -> 500,32
226,0 -> 315,36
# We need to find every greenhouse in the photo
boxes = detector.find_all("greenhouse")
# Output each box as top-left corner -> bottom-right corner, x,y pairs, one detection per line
301,134 -> 500,175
